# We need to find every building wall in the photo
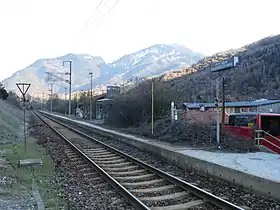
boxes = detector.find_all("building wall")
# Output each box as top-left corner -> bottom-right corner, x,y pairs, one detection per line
186,103 -> 280,115
95,100 -> 113,120
179,110 -> 217,123
235,107 -> 257,113
106,86 -> 120,99
257,103 -> 280,113
204,107 -> 252,114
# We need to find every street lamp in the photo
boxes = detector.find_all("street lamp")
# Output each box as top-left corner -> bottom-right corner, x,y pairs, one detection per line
89,72 -> 93,120
63,60 -> 72,116
49,83 -> 53,112
64,87 -> 67,115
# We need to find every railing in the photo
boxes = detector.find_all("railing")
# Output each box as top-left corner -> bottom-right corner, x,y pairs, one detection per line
254,130 -> 280,151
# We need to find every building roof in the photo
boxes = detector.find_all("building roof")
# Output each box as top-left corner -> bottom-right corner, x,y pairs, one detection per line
92,93 -> 106,101
183,99 -> 280,109
96,98 -> 112,103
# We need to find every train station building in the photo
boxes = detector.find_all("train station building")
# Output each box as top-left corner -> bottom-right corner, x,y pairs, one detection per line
183,99 -> 280,114
95,85 -> 120,120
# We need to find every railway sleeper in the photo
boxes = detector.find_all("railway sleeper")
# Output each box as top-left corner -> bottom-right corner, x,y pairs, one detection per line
91,151 -> 114,156
114,173 -> 156,181
121,179 -> 166,188
84,149 -> 110,154
85,176 -> 103,182
150,199 -> 205,210
75,164 -> 89,169
79,167 -> 94,173
94,158 -> 126,164
90,156 -> 124,162
102,165 -> 139,172
98,161 -> 132,167
130,184 -> 177,193
66,155 -> 80,160
139,191 -> 188,202
88,153 -> 117,159
108,169 -> 146,176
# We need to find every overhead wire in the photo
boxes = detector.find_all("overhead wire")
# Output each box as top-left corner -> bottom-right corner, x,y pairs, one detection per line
96,0 -> 105,10
82,0 -> 119,33
68,0 -> 119,52
88,0 -> 119,34
107,0 -> 119,13
71,0 -> 163,55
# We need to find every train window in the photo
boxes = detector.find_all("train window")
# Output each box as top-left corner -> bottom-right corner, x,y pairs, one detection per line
261,116 -> 280,136
229,115 -> 256,127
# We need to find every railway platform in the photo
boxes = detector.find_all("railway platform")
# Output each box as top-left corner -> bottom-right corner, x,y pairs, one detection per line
40,111 -> 280,202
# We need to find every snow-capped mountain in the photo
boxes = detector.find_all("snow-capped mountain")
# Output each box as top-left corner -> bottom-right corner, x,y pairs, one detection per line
2,44 -> 204,95
2,53 -> 105,96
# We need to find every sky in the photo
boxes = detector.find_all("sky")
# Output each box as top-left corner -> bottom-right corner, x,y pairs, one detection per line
0,0 -> 280,81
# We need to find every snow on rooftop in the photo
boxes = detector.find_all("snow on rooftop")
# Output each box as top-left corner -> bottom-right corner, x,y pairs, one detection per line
255,98 -> 267,102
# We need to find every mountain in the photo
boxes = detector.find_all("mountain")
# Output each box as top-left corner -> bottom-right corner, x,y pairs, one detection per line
157,35 -> 280,103
2,53 -> 105,96
1,44 -> 204,96
74,44 -> 203,91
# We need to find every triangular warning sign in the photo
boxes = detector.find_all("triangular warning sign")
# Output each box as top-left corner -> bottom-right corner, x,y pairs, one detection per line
16,83 -> 31,96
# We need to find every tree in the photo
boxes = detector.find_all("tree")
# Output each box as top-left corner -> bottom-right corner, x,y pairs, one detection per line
6,91 -> 20,107
0,83 -> 8,100
106,79 -> 175,127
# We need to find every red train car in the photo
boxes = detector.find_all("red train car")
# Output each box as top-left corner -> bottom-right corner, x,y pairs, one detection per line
225,112 -> 280,153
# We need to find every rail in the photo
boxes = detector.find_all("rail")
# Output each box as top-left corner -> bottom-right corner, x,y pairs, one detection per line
34,112 -> 149,210
38,111 -> 244,210
254,130 -> 280,151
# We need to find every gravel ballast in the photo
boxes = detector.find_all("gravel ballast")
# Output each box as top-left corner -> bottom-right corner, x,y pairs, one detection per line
64,120 -> 280,210
32,116 -> 134,210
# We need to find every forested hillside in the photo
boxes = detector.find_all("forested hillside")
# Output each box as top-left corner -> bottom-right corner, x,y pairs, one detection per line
107,35 -> 280,127
165,35 -> 280,103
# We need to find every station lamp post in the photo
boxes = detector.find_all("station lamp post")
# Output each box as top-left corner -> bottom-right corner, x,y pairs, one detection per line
63,61 -> 72,116
208,56 -> 239,147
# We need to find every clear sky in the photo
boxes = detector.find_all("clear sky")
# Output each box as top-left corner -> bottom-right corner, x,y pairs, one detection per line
1,0 -> 280,81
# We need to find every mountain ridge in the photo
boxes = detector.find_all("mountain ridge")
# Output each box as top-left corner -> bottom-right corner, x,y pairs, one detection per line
160,34 -> 280,103
2,44 -> 204,96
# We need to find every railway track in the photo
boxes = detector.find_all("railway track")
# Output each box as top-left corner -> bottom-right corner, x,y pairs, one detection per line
35,111 -> 244,210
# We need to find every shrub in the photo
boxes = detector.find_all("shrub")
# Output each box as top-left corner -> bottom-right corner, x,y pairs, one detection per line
106,79 -> 175,127
0,88 -> 8,100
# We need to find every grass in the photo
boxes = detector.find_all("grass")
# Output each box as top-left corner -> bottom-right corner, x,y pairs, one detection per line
1,138 -> 64,209
0,100 -> 64,208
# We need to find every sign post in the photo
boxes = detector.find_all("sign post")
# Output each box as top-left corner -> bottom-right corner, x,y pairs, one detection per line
171,102 -> 175,123
221,76 -> 226,141
215,81 -> 220,147
208,56 -> 239,147
16,83 -> 31,153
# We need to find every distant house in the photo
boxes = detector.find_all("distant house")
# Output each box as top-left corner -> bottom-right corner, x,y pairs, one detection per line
183,99 -> 280,114
95,85 -> 121,120
96,98 -> 113,120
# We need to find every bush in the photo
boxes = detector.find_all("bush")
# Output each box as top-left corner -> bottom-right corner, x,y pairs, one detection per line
0,85 -> 8,100
106,79 -> 175,127
6,91 -> 21,108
